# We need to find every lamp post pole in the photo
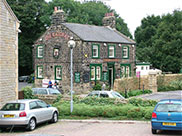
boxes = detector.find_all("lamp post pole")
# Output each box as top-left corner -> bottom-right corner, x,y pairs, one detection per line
68,38 -> 75,113
70,47 -> 73,113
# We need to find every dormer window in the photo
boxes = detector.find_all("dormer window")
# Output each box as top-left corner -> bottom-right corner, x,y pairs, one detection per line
37,45 -> 43,59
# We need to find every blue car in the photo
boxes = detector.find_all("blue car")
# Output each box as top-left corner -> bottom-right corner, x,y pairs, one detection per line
151,99 -> 182,134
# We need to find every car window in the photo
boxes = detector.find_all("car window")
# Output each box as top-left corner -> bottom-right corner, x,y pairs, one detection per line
48,88 -> 60,94
111,91 -> 124,99
100,92 -> 109,98
1,103 -> 25,111
37,100 -> 48,108
29,101 -> 38,110
156,103 -> 182,112
36,89 -> 47,95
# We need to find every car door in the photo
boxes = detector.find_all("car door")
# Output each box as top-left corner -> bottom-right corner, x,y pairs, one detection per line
36,100 -> 53,121
29,101 -> 43,123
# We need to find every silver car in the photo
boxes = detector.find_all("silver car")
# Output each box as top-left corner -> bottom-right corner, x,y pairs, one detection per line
0,99 -> 59,131
32,88 -> 61,95
87,90 -> 125,99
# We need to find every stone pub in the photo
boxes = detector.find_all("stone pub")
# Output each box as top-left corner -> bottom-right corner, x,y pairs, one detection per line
33,7 -> 136,93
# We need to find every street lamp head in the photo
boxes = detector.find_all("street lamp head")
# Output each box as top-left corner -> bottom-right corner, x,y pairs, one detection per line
68,39 -> 76,49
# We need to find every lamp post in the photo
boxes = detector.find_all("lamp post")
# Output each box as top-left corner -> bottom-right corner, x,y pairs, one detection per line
68,38 -> 76,113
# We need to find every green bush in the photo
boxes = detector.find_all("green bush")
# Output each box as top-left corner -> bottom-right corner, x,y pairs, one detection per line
127,90 -> 152,97
128,98 -> 157,107
158,79 -> 182,92
22,86 -> 38,99
93,83 -> 102,90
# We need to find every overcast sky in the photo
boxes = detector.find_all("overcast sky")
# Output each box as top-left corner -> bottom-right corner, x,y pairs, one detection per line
46,0 -> 181,36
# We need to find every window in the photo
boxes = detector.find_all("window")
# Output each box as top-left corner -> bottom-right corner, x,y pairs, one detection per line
120,64 -> 131,77
91,66 -> 95,80
29,102 -> 38,110
122,46 -> 129,59
108,45 -> 115,58
141,66 -> 144,70
37,45 -> 43,58
37,100 -> 47,108
53,48 -> 59,58
37,66 -> 43,79
90,64 -> 102,81
55,66 -> 62,80
96,66 -> 101,80
92,44 -> 100,58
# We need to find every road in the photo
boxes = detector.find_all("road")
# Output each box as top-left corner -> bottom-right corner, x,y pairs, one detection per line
136,91 -> 182,100
0,120 -> 181,136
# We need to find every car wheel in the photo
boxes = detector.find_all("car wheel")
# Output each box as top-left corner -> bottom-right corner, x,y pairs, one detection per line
27,118 -> 36,131
51,112 -> 58,123
152,129 -> 157,134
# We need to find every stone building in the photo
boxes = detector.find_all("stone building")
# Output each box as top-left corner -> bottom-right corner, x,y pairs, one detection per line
0,0 -> 20,107
33,8 -> 135,93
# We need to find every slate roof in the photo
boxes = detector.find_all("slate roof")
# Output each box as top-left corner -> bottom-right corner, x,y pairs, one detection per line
62,23 -> 135,44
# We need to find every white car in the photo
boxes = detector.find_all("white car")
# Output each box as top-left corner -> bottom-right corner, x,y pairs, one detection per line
0,99 -> 59,131
87,90 -> 125,99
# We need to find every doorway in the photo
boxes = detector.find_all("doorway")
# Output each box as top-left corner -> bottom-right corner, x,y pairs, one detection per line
108,63 -> 115,89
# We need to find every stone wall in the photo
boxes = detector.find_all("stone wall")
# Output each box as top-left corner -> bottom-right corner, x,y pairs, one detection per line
114,74 -> 182,93
0,0 -> 19,108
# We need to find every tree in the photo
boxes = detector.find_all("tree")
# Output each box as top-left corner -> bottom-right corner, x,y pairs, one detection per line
7,0 -> 47,76
135,10 -> 182,73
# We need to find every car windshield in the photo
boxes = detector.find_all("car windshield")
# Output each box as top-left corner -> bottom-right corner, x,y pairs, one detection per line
156,103 -> 182,112
48,88 -> 60,94
111,91 -> 124,99
1,103 -> 25,111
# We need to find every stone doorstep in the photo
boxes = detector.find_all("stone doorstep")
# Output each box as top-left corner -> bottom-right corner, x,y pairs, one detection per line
60,119 -> 150,124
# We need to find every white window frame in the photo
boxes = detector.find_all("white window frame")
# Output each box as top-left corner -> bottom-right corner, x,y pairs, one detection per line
55,66 -> 62,80
109,46 -> 115,58
92,45 -> 99,58
37,45 -> 43,58
123,46 -> 129,59
37,66 -> 43,79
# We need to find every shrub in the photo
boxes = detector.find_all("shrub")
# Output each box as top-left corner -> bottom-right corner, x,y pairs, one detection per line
127,90 -> 152,97
128,98 -> 157,107
93,83 -> 102,90
22,86 -> 37,99
143,108 -> 153,120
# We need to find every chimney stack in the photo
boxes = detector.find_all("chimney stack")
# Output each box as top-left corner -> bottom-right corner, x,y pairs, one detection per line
102,12 -> 116,29
52,6 -> 66,25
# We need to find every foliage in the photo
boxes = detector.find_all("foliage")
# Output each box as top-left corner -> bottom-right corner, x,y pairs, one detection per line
135,10 -> 182,73
93,83 -> 102,90
53,97 -> 156,120
127,90 -> 152,97
53,94 -> 63,103
28,73 -> 35,83
7,0 -> 47,76
22,86 -> 38,99
120,90 -> 152,98
158,78 -> 182,92
128,98 -> 157,107
54,102 -> 154,120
